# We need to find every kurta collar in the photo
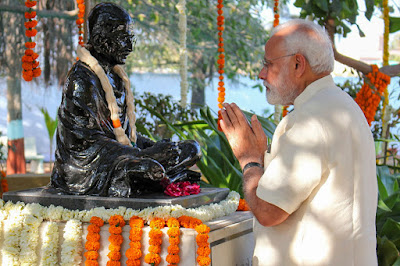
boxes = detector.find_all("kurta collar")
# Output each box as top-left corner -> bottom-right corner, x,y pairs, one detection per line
294,75 -> 335,109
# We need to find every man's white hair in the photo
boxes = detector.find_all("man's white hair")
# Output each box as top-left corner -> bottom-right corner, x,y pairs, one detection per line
271,19 -> 334,74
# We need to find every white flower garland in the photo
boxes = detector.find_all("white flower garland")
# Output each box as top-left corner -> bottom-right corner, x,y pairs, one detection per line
1,202 -> 24,266
39,222 -> 59,266
176,0 -> 188,107
60,220 -> 82,266
0,191 -> 240,264
19,203 -> 43,265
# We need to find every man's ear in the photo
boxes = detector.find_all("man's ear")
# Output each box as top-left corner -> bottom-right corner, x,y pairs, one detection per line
294,54 -> 307,77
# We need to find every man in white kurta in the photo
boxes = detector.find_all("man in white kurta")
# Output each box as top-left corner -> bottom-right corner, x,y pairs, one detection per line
220,19 -> 377,266
254,75 -> 377,265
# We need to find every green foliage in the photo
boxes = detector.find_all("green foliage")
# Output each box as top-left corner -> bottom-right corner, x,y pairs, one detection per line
96,0 -> 269,106
294,0 -> 375,37
39,107 -> 58,163
376,165 -> 400,265
134,92 -> 199,140
390,16 -> 400,33
135,95 -> 276,197
0,131 -> 5,163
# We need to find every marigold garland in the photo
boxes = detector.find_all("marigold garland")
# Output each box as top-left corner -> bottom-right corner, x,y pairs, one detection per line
355,64 -> 391,126
216,0 -> 225,131
76,0 -> 86,47
23,0 -> 41,81
126,216 -> 145,266
107,215 -> 126,266
195,224 -> 211,266
166,217 -> 181,266
84,216 -> 104,266
145,218 -> 165,266
177,216 -> 210,266
237,198 -> 250,211
1,170 -> 8,196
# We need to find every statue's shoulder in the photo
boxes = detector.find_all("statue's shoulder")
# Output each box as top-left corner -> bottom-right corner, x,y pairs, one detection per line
64,61 -> 101,94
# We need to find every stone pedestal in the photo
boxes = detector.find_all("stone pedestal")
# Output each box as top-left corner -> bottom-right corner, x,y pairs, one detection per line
3,187 -> 230,210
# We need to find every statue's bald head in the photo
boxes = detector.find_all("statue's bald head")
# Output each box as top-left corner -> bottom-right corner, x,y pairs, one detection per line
87,3 -> 135,65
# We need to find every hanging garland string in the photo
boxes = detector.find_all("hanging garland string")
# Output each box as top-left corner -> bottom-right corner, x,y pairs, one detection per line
0,170 -> 8,197
76,0 -> 86,47
166,217 -> 181,266
107,215 -> 126,265
381,0 -> 391,140
84,216 -> 104,266
145,218 -> 165,266
355,64 -> 391,126
22,0 -> 41,82
178,216 -> 211,266
216,0 -> 225,131
126,216 -> 145,266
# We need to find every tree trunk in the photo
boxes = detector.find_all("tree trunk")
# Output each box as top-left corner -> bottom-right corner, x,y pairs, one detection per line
4,0 -> 26,174
190,55 -> 207,110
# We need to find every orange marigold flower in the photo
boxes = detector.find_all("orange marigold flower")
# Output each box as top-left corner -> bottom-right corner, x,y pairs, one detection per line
237,198 -> 250,211
109,225 -> 123,235
88,224 -> 101,233
167,217 -> 179,228
197,246 -> 211,256
150,218 -> 165,229
196,234 -> 209,243
169,237 -> 180,245
85,260 -> 99,266
24,20 -> 38,29
25,28 -> 37,37
76,18 -> 85,25
144,253 -> 161,265
130,217 -> 144,227
85,240 -> 100,251
106,261 -> 121,266
86,233 -> 100,242
217,26 -> 224,31
197,256 -> 211,266
107,251 -> 121,261
195,224 -> 210,234
167,245 -> 180,254
25,42 -> 36,48
126,259 -> 141,266
217,4 -> 224,9
166,254 -> 180,264
24,11 -> 36,19
167,227 -> 180,237
109,243 -> 121,252
25,1 -> 37,8
126,248 -> 142,259
129,241 -> 141,249
149,238 -> 162,246
84,250 -> 99,260
108,215 -> 126,227
148,244 -> 161,254
218,9 -> 223,15
109,235 -> 123,245
90,216 -> 104,227
149,229 -> 163,239
22,62 -> 33,71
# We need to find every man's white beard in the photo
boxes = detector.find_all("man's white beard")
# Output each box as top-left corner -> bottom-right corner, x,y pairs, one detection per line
264,69 -> 298,105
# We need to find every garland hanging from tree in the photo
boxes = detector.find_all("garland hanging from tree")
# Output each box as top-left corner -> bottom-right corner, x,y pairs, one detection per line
76,0 -> 86,47
22,0 -> 41,82
355,65 -> 391,126
217,0 -> 225,131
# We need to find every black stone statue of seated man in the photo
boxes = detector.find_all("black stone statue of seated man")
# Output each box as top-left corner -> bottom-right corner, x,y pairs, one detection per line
50,2 -> 201,197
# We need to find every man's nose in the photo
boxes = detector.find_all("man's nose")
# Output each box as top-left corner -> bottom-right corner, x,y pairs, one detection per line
258,67 -> 267,80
